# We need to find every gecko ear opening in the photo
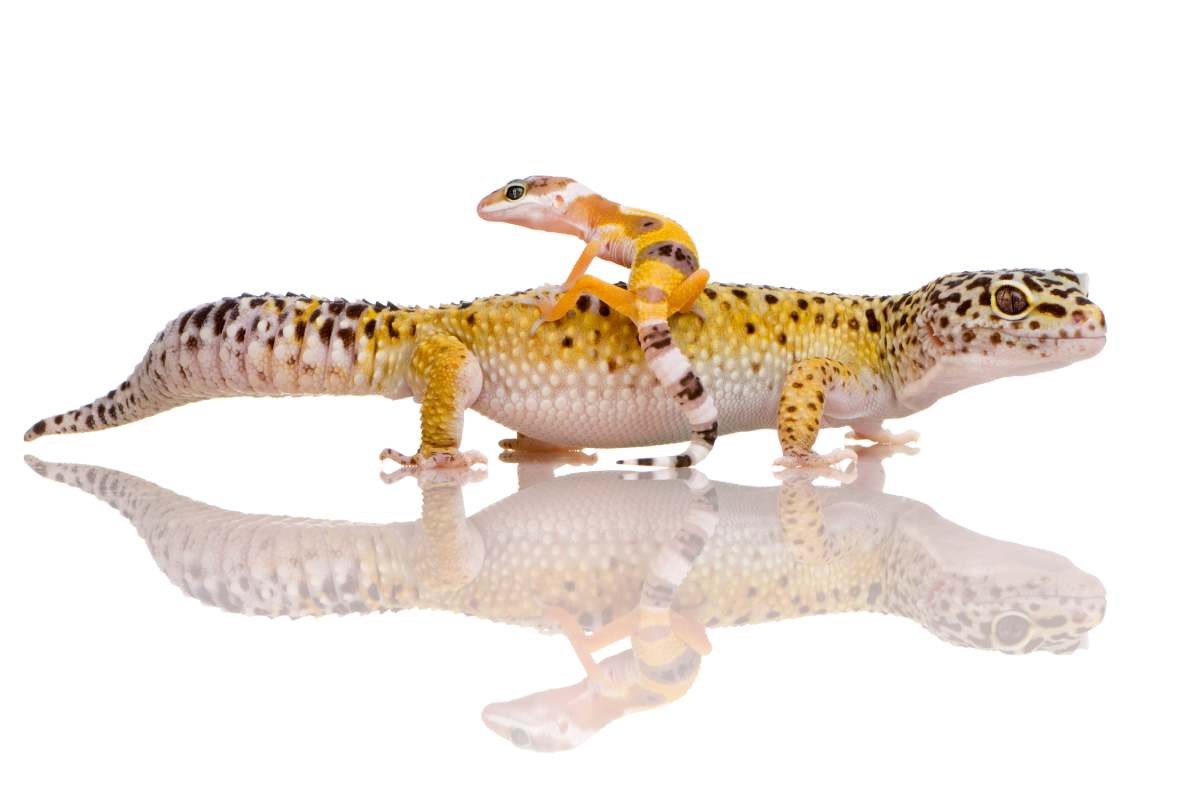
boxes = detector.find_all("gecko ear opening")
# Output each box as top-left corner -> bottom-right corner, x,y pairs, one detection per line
553,194 -> 566,209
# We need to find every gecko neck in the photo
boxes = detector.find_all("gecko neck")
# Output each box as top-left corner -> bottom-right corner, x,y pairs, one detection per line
568,194 -> 626,241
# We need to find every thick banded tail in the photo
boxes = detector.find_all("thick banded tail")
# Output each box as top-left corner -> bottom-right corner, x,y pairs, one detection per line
618,320 -> 718,468
24,293 -> 404,442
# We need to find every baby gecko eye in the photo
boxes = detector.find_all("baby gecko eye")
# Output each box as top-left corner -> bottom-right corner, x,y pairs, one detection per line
505,183 -> 527,201
992,284 -> 1030,318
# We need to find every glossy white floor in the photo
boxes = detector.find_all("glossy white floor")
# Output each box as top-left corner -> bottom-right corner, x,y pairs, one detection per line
4,3 -> 1196,798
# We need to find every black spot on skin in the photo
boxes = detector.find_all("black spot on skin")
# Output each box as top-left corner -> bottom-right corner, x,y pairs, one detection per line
1075,296 -> 1092,305
561,336 -> 573,348
991,332 -> 1002,344
346,303 -> 367,319
1022,275 -> 1044,292
676,372 -> 703,401
319,319 -> 334,344
765,294 -> 778,304
732,289 -> 748,300
86,415 -> 95,429
966,276 -> 992,291
177,309 -> 194,332
1036,303 -> 1067,317
465,313 -> 475,326
778,332 -> 787,344
386,318 -> 400,338
248,298 -> 266,308
639,217 -> 662,231
598,301 -> 611,316
745,323 -> 756,334
337,327 -> 355,348
326,300 -> 345,315
235,328 -> 246,343
32,420 -> 46,436
106,390 -> 116,399
812,296 -> 826,304
212,299 -> 239,336
797,298 -> 809,310
186,336 -> 199,350
956,300 -> 972,316
54,415 -> 63,424
294,320 -> 307,338
575,295 -> 590,312
703,288 -> 717,300
790,310 -> 799,321
865,309 -> 881,333
191,304 -> 214,330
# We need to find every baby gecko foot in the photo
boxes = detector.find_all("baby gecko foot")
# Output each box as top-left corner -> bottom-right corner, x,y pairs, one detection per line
379,448 -> 487,484
513,284 -> 565,336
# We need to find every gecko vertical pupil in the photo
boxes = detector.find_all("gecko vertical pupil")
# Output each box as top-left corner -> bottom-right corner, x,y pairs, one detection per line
994,285 -> 1029,316
505,184 -> 525,200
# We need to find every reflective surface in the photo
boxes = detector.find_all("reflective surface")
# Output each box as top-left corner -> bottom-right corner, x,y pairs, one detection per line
26,448 -> 1106,752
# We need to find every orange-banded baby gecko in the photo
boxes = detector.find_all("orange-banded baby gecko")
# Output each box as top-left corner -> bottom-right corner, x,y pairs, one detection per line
478,176 -> 717,467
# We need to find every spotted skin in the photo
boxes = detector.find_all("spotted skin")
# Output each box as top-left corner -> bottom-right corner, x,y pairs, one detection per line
478,177 -> 718,467
27,456 -> 1107,751
23,270 -> 1107,471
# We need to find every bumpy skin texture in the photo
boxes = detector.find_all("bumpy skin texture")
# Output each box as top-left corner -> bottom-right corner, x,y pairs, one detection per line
23,270 -> 1107,467
28,455 -> 1106,751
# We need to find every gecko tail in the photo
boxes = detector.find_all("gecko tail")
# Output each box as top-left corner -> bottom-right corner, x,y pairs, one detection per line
23,356 -> 184,442
618,320 -> 719,468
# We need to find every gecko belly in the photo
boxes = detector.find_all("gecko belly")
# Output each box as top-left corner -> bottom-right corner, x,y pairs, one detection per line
472,364 -> 782,449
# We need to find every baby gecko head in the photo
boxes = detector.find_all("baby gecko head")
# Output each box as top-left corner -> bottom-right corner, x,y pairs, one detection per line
476,175 -> 597,238
894,268 -> 1107,410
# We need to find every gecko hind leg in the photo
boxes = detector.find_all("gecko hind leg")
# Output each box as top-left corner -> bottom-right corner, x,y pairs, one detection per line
378,334 -> 487,482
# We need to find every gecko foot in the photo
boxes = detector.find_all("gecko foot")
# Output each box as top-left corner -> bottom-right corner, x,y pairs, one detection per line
498,434 -> 597,465
773,448 -> 858,483
845,427 -> 920,447
378,448 -> 487,484
513,284 -> 564,335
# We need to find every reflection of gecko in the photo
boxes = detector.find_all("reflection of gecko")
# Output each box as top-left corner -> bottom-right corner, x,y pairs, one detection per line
478,177 -> 717,467
27,450 -> 1106,751
23,269 -> 1105,473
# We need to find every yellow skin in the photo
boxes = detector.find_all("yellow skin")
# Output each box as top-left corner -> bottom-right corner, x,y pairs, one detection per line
24,270 -> 1108,476
478,177 -> 720,467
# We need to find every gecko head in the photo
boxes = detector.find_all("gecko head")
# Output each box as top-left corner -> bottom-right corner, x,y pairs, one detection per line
896,268 -> 1107,409
890,504 -> 1107,654
476,175 -> 596,237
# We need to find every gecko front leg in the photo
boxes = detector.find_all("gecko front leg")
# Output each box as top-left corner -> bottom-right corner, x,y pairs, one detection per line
774,357 -> 860,476
379,333 -> 486,480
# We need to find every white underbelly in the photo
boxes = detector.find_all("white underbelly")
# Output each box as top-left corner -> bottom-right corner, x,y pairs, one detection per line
472,366 -> 783,448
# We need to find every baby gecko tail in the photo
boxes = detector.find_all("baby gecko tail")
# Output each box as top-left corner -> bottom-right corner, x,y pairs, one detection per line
618,321 -> 718,468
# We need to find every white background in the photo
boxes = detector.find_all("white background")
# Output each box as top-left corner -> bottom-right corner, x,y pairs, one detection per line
3,1 -> 1197,797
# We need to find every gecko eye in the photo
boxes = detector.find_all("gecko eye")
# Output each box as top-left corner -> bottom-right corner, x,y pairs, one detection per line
505,183 -> 527,201
992,285 -> 1030,319
993,612 -> 1032,646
